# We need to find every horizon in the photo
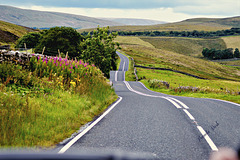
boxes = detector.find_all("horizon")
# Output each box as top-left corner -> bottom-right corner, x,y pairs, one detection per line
0,0 -> 239,23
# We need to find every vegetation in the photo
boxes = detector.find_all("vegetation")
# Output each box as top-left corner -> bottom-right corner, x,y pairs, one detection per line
0,20 -> 36,45
138,68 -> 240,104
202,48 -> 240,60
113,28 -> 240,38
15,26 -> 119,78
140,37 -> 226,57
0,56 -> 117,147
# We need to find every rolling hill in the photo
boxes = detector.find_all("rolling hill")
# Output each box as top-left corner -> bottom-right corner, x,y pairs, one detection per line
0,5 -> 122,29
0,20 -> 36,45
80,16 -> 240,32
102,18 -> 165,26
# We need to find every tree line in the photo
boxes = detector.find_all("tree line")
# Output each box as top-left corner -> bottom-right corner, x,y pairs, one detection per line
15,26 -> 120,78
202,48 -> 240,60
81,28 -> 240,38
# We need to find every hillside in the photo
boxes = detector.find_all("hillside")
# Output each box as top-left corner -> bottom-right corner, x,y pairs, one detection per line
80,16 -> 239,32
0,5 -> 122,29
102,18 -> 165,26
116,36 -> 240,81
0,20 -> 36,45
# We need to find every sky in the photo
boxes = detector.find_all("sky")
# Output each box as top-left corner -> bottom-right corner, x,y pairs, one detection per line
0,0 -> 239,22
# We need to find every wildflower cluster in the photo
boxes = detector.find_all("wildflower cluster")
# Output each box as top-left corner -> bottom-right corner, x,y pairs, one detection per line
30,55 -> 103,92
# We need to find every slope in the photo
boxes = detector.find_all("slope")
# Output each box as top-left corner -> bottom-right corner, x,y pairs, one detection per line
0,20 -> 36,45
0,5 -> 121,29
105,16 -> 240,32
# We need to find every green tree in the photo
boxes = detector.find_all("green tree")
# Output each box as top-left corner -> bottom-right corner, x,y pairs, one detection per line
35,27 -> 83,57
80,27 -> 120,78
234,48 -> 240,58
15,32 -> 41,49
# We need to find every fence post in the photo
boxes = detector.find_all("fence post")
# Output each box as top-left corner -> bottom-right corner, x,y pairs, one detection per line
42,47 -> 45,55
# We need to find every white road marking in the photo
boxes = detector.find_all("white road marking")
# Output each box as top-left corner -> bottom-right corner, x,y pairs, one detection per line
168,97 -> 189,109
124,81 -> 218,151
122,62 -> 125,71
115,71 -> 118,81
197,126 -> 218,151
162,97 -> 182,109
58,96 -> 123,154
183,109 -> 195,120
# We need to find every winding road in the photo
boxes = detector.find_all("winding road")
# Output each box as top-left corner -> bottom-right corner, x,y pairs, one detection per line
57,51 -> 240,160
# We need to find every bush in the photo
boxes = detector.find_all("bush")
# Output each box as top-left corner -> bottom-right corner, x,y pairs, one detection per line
35,27 -> 83,57
15,32 -> 41,49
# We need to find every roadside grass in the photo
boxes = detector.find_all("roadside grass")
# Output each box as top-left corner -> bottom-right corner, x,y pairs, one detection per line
0,59 -> 117,147
140,37 -> 226,57
221,36 -> 240,49
137,68 -> 240,104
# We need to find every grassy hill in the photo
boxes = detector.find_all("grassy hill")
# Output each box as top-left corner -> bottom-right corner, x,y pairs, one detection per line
116,36 -> 240,81
116,36 -> 240,103
0,5 -> 121,29
0,20 -> 36,45
80,16 -> 239,32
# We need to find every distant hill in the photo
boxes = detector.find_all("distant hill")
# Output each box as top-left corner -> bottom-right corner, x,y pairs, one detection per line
0,20 -> 36,45
102,18 -> 165,26
0,5 -> 122,29
81,16 -> 239,32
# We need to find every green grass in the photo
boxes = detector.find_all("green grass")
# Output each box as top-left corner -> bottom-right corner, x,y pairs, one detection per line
137,68 -> 240,104
0,61 -> 117,148
116,36 -> 240,104
140,37 -> 226,57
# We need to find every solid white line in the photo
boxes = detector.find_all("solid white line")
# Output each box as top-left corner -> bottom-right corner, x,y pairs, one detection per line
58,96 -> 123,154
124,81 -> 182,109
115,71 -> 118,81
162,97 -> 182,109
183,109 -> 195,120
197,126 -> 218,151
169,97 -> 189,109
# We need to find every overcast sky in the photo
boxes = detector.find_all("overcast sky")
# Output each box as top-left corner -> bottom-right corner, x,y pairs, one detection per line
0,0 -> 239,22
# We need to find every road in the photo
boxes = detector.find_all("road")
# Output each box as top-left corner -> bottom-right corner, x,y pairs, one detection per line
57,51 -> 240,160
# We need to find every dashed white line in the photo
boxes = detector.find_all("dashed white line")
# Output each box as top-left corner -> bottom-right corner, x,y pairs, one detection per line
197,126 -> 218,151
122,62 -> 125,71
115,71 -> 118,81
58,96 -> 123,154
183,109 -> 195,120
124,81 -> 219,151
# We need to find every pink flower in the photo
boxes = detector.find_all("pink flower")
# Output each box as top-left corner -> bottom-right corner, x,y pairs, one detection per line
85,73 -> 87,75
70,71 -> 72,73
56,64 -> 58,67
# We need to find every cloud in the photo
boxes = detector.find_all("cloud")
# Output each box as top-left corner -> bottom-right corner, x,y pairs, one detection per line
0,0 -> 239,17
20,6 -> 226,22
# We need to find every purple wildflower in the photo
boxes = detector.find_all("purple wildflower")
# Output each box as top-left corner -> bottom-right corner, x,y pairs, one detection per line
70,71 -> 72,73
70,66 -> 73,69
85,73 -> 87,75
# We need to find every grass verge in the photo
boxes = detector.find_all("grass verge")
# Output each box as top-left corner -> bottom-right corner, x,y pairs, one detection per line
137,68 -> 240,104
0,58 -> 117,148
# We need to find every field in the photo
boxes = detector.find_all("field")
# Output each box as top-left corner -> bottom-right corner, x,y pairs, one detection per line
140,37 -> 226,57
116,36 -> 240,103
